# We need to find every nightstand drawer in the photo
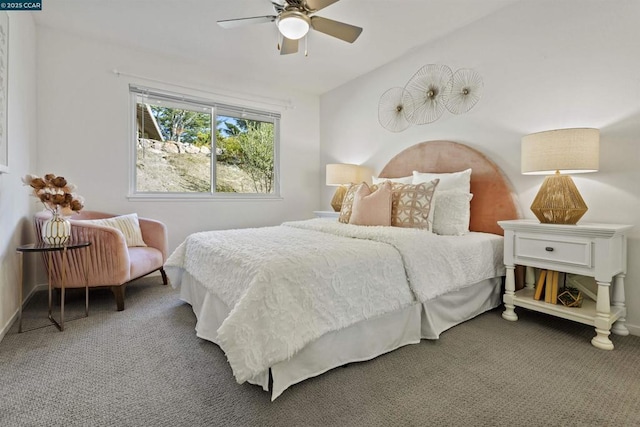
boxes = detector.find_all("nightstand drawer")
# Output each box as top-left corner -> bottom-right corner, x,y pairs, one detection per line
514,234 -> 592,268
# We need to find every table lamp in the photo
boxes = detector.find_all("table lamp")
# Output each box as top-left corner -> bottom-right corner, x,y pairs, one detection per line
521,128 -> 599,224
326,163 -> 371,212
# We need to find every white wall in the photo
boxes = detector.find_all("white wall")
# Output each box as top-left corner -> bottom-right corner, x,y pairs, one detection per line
36,27 -> 321,253
320,1 -> 640,332
0,13 -> 38,339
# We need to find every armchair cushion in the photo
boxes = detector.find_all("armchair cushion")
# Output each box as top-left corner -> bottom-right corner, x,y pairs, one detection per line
129,247 -> 163,279
78,213 -> 147,247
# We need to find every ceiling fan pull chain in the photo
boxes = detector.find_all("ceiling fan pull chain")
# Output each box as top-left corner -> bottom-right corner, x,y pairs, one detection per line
277,31 -> 281,50
304,34 -> 308,56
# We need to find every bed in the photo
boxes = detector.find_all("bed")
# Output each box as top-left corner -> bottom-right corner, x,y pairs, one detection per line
165,140 -> 521,400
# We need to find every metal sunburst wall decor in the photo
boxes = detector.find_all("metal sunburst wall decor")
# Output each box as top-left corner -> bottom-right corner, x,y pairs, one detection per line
378,64 -> 484,132
444,68 -> 484,115
402,64 -> 453,125
378,87 -> 412,133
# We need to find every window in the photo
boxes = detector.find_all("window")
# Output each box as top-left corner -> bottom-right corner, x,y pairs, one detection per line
130,85 -> 280,198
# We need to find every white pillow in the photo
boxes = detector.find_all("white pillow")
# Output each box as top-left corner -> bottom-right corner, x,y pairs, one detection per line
372,175 -> 413,185
432,191 -> 474,236
80,213 -> 147,247
412,169 -> 472,193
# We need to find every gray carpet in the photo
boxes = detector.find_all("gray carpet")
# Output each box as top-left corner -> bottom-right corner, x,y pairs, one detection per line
1,277 -> 639,427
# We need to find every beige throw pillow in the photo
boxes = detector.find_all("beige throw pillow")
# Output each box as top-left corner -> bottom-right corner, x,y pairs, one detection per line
349,182 -> 392,226
339,183 -> 378,224
390,180 -> 439,229
80,213 -> 147,247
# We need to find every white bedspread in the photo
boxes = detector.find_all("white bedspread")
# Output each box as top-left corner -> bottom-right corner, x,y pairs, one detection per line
284,219 -> 504,301
165,223 -> 415,384
165,219 -> 504,384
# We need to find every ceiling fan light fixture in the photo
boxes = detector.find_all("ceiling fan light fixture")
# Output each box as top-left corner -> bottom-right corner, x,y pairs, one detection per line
277,11 -> 310,40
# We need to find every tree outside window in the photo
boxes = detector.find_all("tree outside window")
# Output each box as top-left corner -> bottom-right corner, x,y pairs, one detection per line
132,86 -> 279,197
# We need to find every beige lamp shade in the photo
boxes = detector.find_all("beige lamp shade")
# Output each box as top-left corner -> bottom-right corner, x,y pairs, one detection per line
325,163 -> 371,186
522,128 -> 599,175
325,163 -> 371,212
521,128 -> 600,225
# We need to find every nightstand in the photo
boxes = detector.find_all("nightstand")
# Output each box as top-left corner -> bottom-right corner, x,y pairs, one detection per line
313,211 -> 340,219
498,219 -> 632,350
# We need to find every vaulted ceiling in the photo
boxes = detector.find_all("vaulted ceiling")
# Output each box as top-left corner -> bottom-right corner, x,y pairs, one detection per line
34,0 -> 519,94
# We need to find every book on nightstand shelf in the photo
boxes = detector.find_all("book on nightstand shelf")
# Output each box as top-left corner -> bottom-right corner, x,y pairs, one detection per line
534,269 -> 560,304
534,270 -> 547,300
550,271 -> 559,305
545,270 -> 554,303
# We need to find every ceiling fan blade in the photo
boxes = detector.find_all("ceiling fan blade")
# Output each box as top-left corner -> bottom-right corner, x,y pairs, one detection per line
217,16 -> 276,29
310,16 -> 362,43
304,0 -> 340,12
280,37 -> 299,55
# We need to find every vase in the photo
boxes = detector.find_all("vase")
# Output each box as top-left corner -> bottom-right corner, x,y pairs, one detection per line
42,209 -> 72,245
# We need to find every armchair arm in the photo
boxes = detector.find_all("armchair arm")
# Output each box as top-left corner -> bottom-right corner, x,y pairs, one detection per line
138,217 -> 168,262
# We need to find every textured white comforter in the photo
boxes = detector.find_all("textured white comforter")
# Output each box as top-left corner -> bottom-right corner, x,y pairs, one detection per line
285,219 -> 505,302
165,219 -> 504,384
165,223 -> 415,384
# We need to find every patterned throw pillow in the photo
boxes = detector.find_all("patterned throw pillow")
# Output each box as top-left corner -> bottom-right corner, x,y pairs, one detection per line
339,182 -> 378,224
79,213 -> 147,247
349,181 -> 393,226
390,180 -> 439,229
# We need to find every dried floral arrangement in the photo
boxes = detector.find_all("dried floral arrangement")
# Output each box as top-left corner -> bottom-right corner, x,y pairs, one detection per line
22,173 -> 84,214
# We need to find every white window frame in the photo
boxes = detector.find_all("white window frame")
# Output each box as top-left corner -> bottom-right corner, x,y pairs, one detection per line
128,85 -> 281,200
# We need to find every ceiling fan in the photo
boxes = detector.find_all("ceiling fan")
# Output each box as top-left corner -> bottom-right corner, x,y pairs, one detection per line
217,0 -> 363,55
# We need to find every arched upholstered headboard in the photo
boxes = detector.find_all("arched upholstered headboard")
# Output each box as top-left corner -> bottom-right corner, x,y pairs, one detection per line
378,140 -> 522,235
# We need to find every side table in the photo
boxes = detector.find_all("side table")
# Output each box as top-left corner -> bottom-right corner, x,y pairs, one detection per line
17,241 -> 91,332
498,220 -> 632,350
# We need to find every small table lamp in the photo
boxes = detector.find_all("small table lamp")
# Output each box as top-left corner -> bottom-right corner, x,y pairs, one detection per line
521,128 -> 599,224
326,163 -> 371,212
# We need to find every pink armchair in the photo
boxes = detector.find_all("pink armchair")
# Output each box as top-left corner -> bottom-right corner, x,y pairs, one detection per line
34,211 -> 168,311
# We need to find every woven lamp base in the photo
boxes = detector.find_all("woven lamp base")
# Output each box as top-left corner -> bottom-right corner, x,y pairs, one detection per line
530,173 -> 587,225
330,186 -> 347,212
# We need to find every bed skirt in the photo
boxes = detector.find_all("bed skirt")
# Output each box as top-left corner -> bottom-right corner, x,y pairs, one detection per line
172,270 -> 502,400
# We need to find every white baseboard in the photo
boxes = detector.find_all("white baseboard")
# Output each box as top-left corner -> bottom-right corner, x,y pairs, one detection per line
0,309 -> 18,343
0,283 -> 48,343
29,283 -> 49,293
625,323 -> 640,337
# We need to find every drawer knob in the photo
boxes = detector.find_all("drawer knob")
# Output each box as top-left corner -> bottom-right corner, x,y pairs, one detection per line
545,247 -> 554,252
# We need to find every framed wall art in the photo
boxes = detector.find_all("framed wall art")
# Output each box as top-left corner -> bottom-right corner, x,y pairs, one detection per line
0,12 -> 8,173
